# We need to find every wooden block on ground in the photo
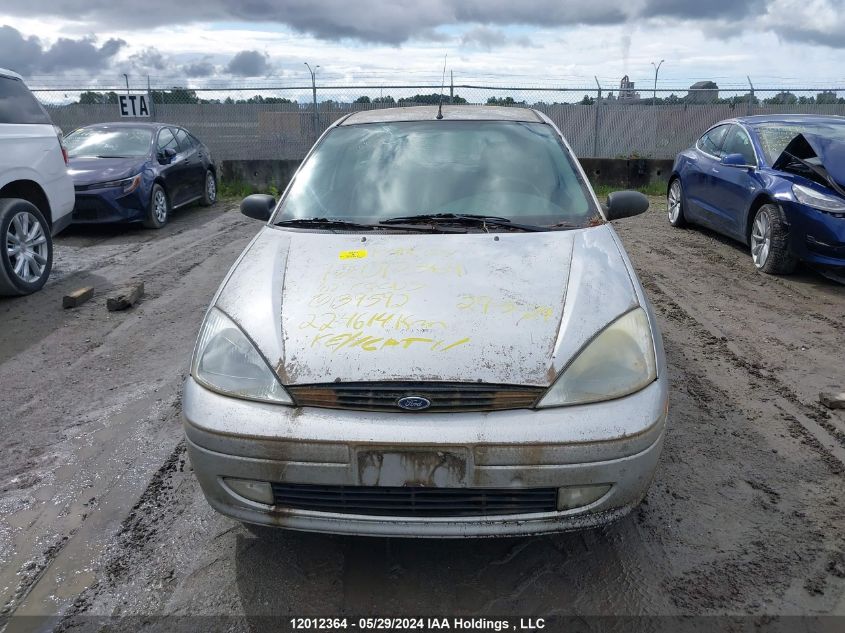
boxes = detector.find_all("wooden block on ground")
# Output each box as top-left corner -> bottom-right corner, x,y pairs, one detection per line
819,392 -> 845,410
106,282 -> 145,312
62,286 -> 94,308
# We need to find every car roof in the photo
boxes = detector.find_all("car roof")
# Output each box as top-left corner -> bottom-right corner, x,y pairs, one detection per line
340,105 -> 545,125
0,68 -> 23,81
736,114 -> 845,127
75,121 -> 182,131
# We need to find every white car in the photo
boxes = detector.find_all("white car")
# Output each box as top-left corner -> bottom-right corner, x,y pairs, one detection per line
0,68 -> 74,295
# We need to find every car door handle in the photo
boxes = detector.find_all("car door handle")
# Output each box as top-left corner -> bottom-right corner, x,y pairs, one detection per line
711,167 -> 720,173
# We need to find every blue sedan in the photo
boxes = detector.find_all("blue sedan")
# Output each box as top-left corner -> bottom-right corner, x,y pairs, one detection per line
669,115 -> 845,274
65,122 -> 217,228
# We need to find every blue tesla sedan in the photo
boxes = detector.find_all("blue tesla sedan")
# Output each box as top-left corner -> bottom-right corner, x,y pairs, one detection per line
668,115 -> 845,274
65,122 -> 217,228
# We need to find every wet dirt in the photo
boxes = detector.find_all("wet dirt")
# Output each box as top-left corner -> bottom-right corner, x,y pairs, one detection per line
0,197 -> 843,630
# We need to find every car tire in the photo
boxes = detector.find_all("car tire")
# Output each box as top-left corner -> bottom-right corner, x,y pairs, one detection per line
750,203 -> 797,275
200,170 -> 217,207
144,183 -> 169,229
667,178 -> 686,227
0,198 -> 53,296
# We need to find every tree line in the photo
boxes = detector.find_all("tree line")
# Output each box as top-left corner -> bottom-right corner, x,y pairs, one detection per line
74,88 -> 844,107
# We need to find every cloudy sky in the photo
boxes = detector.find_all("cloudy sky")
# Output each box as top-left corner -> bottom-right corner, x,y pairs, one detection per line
1,0 -> 844,95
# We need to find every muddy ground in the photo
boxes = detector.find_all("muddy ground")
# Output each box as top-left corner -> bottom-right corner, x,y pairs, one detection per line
0,198 -> 843,632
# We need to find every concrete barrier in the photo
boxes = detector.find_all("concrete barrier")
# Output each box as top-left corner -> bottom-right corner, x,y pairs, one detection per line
579,158 -> 674,190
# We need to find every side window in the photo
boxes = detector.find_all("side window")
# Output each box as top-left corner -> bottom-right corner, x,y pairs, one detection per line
696,124 -> 729,157
174,128 -> 193,151
0,76 -> 52,124
157,128 -> 178,153
721,125 -> 757,165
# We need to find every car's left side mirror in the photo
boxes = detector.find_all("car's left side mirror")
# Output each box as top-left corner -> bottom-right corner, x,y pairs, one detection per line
720,153 -> 750,167
241,194 -> 276,221
158,147 -> 177,164
605,190 -> 650,221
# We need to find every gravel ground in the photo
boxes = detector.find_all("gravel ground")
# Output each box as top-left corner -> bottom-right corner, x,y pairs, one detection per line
0,197 -> 843,631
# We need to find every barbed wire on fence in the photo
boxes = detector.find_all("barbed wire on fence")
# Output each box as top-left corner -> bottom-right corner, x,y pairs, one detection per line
30,79 -> 845,161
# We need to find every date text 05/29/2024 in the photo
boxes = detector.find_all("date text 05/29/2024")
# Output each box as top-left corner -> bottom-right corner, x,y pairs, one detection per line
288,617 -> 547,631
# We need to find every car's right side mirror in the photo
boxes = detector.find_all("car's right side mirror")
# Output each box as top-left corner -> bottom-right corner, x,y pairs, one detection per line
240,194 -> 276,221
604,190 -> 650,221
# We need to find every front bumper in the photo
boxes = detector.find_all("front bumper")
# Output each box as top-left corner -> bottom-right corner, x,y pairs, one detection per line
784,201 -> 845,268
183,376 -> 668,538
71,186 -> 147,224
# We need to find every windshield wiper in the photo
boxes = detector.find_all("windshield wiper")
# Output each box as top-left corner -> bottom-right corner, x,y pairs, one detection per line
274,217 -> 462,233
380,213 -> 547,232
275,217 -> 381,231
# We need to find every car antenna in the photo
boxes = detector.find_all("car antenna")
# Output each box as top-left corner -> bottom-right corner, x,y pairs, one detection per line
436,54 -> 447,120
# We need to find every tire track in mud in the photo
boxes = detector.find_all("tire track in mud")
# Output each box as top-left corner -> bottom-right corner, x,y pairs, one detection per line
0,530 -> 79,625
639,270 -> 845,469
625,230 -> 845,334
639,284 -> 844,612
55,441 -> 190,628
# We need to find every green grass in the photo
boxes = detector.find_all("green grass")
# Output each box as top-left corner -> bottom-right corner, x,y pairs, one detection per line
592,181 -> 667,199
217,179 -> 281,200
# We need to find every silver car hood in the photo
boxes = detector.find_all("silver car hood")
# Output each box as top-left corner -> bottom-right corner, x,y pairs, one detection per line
215,225 -> 640,387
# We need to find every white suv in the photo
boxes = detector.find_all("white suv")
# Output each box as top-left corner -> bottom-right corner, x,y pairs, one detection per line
0,68 -> 74,295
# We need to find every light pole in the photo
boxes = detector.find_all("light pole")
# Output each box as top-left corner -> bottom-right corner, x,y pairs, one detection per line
651,59 -> 664,106
304,62 -> 320,139
123,73 -> 130,95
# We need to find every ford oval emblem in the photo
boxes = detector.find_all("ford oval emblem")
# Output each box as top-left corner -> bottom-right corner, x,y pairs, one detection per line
397,396 -> 431,411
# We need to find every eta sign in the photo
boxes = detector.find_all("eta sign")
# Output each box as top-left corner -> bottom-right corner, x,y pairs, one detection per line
118,93 -> 151,117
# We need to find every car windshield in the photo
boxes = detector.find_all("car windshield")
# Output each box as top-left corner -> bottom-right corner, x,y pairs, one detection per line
65,127 -> 153,158
275,120 -> 598,229
755,122 -> 845,164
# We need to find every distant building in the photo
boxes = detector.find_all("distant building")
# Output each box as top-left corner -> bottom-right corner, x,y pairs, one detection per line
618,75 -> 640,101
687,81 -> 719,104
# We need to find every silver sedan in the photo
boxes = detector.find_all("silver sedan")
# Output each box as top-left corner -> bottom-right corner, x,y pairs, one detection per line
183,105 -> 668,538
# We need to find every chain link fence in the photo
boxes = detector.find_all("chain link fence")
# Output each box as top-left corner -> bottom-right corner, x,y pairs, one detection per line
29,80 -> 845,160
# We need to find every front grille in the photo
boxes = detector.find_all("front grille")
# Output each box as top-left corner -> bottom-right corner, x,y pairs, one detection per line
287,382 -> 545,412
72,196 -> 110,220
272,483 -> 558,517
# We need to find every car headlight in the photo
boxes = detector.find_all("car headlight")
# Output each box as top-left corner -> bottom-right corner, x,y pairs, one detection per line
97,173 -> 142,193
537,307 -> 657,408
191,307 -> 293,404
792,183 -> 845,213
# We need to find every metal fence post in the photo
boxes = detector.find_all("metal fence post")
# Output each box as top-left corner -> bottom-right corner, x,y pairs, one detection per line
312,82 -> 318,142
147,75 -> 156,121
305,63 -> 319,142
593,77 -> 602,158
747,76 -> 755,117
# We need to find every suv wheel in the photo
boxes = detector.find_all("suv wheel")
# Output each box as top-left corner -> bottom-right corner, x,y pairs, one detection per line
0,198 -> 53,296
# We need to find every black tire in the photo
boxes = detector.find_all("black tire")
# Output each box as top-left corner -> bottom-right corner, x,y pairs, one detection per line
667,178 -> 686,227
200,169 -> 217,207
143,183 -> 169,229
0,198 -> 53,296
750,203 -> 797,275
